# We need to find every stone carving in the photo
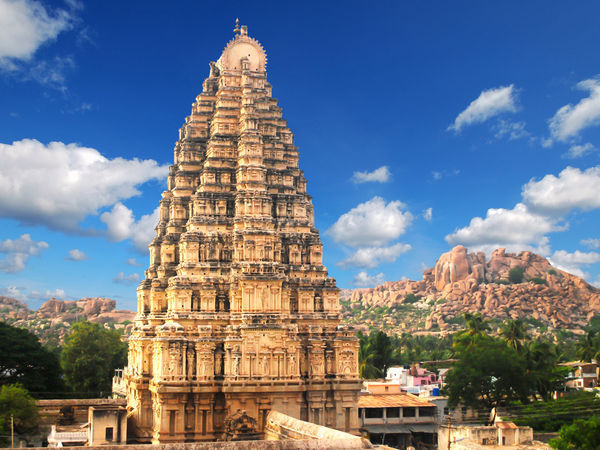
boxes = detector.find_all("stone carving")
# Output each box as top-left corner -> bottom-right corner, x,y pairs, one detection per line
124,22 -> 360,443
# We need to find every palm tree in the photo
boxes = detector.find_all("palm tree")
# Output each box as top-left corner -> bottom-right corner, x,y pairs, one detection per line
576,330 -> 600,362
358,341 -> 381,379
501,319 -> 527,353
454,312 -> 490,350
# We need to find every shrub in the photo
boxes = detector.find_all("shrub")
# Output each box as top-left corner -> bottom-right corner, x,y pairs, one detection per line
403,293 -> 421,304
495,279 -> 510,285
508,267 -> 524,284
530,277 -> 547,285
547,269 -> 557,275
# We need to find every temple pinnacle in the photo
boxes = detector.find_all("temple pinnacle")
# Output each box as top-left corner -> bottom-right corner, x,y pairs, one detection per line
233,18 -> 240,36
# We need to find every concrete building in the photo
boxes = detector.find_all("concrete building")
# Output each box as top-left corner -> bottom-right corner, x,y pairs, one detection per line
358,388 -> 438,449
561,361 -> 599,389
123,21 -> 360,444
438,422 -> 540,449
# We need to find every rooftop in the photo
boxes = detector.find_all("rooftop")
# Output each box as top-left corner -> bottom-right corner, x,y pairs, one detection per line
358,392 -> 435,409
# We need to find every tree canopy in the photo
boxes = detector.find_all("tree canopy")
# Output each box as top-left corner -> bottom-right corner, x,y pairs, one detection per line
61,321 -> 127,395
0,322 -> 63,394
549,415 -> 600,450
0,384 -> 40,446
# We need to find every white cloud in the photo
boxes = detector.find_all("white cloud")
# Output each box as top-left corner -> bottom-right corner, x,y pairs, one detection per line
101,203 -> 159,253
0,139 -> 168,233
0,233 -> 48,273
352,271 -> 385,287
126,257 -> 142,266
445,203 -> 555,256
338,243 -> 411,268
581,238 -> 600,250
431,169 -> 460,181
549,76 -> 600,142
351,166 -> 391,184
327,197 -> 413,247
522,166 -> 600,216
113,271 -> 140,285
65,248 -> 87,261
27,55 -> 74,91
549,249 -> 600,279
448,85 -> 518,132
493,119 -> 529,140
0,285 -> 27,300
423,207 -> 433,222
563,143 -> 596,159
0,0 -> 73,68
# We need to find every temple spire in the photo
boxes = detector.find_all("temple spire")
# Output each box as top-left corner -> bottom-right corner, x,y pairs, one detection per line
233,18 -> 240,37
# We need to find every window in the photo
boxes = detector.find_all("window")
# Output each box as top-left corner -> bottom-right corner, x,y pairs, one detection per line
387,407 -> 400,418
403,407 -> 416,417
105,427 -> 114,441
365,408 -> 383,419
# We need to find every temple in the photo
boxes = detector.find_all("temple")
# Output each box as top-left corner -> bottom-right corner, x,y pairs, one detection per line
123,21 -> 361,443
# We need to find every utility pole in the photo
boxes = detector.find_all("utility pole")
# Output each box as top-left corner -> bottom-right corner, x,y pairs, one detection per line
11,414 -> 14,448
447,414 -> 452,450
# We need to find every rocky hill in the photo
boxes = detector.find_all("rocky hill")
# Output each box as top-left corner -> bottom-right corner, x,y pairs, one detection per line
341,245 -> 600,335
0,296 -> 135,345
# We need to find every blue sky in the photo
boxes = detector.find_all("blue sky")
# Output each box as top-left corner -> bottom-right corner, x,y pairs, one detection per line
2,0 -> 600,310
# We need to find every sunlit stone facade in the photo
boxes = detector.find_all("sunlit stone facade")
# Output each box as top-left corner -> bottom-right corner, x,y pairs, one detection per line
124,22 -> 360,443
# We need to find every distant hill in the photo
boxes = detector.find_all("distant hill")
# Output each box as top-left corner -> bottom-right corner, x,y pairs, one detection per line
0,296 -> 135,345
340,245 -> 600,336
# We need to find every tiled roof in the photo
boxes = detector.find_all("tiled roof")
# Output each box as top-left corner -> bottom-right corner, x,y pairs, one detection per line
496,421 -> 518,430
358,392 -> 435,408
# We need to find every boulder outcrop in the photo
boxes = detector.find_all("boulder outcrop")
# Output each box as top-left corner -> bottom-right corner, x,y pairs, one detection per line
342,246 -> 600,332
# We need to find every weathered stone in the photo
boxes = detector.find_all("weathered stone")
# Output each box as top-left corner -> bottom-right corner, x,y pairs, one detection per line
124,24 -> 360,444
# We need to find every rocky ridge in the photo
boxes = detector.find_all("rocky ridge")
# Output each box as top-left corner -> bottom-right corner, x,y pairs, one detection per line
0,296 -> 135,344
341,245 -> 600,334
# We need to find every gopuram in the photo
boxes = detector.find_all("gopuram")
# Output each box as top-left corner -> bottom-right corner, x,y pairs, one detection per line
123,21 -> 361,443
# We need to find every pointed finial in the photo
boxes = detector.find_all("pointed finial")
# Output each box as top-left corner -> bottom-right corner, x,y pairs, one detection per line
234,18 -> 240,37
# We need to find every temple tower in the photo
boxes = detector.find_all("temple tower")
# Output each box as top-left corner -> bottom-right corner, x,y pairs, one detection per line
124,22 -> 360,443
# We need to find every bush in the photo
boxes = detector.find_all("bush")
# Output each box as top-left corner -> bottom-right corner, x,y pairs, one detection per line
403,293 -> 421,304
495,279 -> 510,285
509,267 -> 525,284
530,277 -> 547,285
547,269 -> 557,275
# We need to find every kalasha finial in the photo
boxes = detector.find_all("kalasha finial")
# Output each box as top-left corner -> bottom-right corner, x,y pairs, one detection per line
234,18 -> 240,36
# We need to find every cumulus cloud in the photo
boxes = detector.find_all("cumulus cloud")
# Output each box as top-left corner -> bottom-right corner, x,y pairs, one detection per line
113,271 -> 140,285
338,243 -> 411,268
126,257 -> 142,266
445,203 -> 555,256
581,238 -> 600,250
101,203 -> 159,253
327,197 -> 413,247
493,119 -> 529,140
0,0 -> 73,68
0,139 -> 168,233
448,85 -> 518,132
351,166 -> 391,184
549,76 -> 600,142
522,166 -> 600,216
0,234 -> 48,273
352,271 -> 385,287
423,207 -> 433,222
549,250 -> 600,279
65,248 -> 87,261
563,143 -> 596,159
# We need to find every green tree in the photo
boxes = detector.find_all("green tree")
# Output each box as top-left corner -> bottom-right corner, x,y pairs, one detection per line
508,267 -> 525,284
0,322 -> 63,394
524,340 -> 567,401
0,384 -> 40,446
576,330 -> 600,362
500,319 -> 527,353
453,312 -> 490,349
549,415 -> 600,450
445,335 -> 529,423
61,321 -> 127,395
